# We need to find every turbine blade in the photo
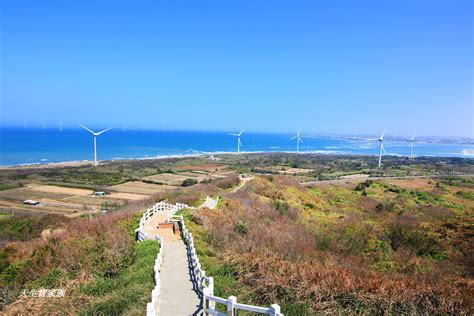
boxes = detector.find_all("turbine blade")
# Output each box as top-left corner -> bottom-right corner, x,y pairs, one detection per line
238,129 -> 244,136
79,123 -> 95,134
96,127 -> 112,136
238,138 -> 242,146
380,129 -> 386,140
228,133 -> 238,136
290,136 -> 297,140
381,143 -> 386,154
299,137 -> 304,143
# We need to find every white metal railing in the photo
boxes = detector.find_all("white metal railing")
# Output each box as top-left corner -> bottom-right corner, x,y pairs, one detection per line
137,201 -> 189,316
146,235 -> 163,316
170,214 -> 283,316
136,200 -> 190,240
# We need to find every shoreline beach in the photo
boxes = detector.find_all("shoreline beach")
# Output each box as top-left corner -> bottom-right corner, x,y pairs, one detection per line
1,149 -> 474,170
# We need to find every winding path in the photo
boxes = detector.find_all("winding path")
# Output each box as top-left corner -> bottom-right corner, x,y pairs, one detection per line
231,175 -> 254,193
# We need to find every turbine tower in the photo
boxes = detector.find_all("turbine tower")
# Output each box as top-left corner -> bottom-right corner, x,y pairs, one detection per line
290,129 -> 304,153
228,130 -> 244,154
79,124 -> 111,166
409,135 -> 415,158
377,130 -> 386,168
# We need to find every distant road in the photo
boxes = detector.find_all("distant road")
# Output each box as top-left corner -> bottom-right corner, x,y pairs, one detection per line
300,173 -> 473,186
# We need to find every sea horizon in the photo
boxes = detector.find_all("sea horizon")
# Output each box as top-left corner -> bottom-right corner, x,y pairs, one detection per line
1,127 -> 473,167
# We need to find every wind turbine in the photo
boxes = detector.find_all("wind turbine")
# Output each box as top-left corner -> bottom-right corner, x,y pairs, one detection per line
377,130 -> 386,168
290,129 -> 303,153
409,135 -> 415,158
228,130 -> 244,154
79,124 -> 112,166
59,122 -> 63,132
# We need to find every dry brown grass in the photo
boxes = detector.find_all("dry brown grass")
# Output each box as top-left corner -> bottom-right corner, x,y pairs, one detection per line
0,211 -> 135,309
189,175 -> 474,314
231,253 -> 474,314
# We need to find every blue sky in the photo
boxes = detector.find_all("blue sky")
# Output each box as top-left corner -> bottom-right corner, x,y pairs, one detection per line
0,0 -> 472,137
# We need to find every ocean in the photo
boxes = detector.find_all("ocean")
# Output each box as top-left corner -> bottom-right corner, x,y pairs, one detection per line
0,128 -> 473,166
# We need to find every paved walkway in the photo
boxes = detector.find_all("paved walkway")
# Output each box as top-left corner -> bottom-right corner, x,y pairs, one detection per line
142,211 -> 201,315
198,196 -> 219,209
159,240 -> 201,315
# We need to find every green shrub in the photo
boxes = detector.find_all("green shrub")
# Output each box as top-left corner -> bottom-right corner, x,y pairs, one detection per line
1,260 -> 29,285
282,301 -> 312,316
182,178 -> 198,187
28,268 -> 69,288
314,231 -> 332,251
409,190 -> 463,210
272,200 -> 290,215
387,221 -> 444,259
455,190 -> 474,200
336,225 -> 370,255
354,180 -> 373,191
234,221 -> 249,235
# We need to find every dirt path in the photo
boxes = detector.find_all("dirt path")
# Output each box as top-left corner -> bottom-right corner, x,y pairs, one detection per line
231,175 -> 254,193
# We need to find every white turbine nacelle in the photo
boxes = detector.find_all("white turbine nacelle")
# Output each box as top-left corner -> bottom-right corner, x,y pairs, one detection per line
290,129 -> 304,154
228,129 -> 244,154
79,123 -> 111,166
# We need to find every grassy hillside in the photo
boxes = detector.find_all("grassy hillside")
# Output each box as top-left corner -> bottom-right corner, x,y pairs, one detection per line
0,213 -> 71,246
0,154 -> 472,314
183,175 -> 474,315
0,211 -> 157,315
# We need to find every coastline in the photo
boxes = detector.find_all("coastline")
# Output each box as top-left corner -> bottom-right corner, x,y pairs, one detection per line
1,149 -> 474,170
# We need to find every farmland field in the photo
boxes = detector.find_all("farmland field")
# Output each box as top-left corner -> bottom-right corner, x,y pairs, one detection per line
0,153 -> 473,315
108,181 -> 176,195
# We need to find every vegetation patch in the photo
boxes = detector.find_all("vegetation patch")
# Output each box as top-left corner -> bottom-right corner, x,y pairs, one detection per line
0,214 -> 70,244
184,175 -> 474,315
0,211 -> 157,315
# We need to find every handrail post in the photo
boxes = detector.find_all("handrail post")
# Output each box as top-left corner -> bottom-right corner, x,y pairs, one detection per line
146,302 -> 154,316
203,287 -> 211,316
270,304 -> 282,316
227,296 -> 237,316
208,277 -> 215,309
